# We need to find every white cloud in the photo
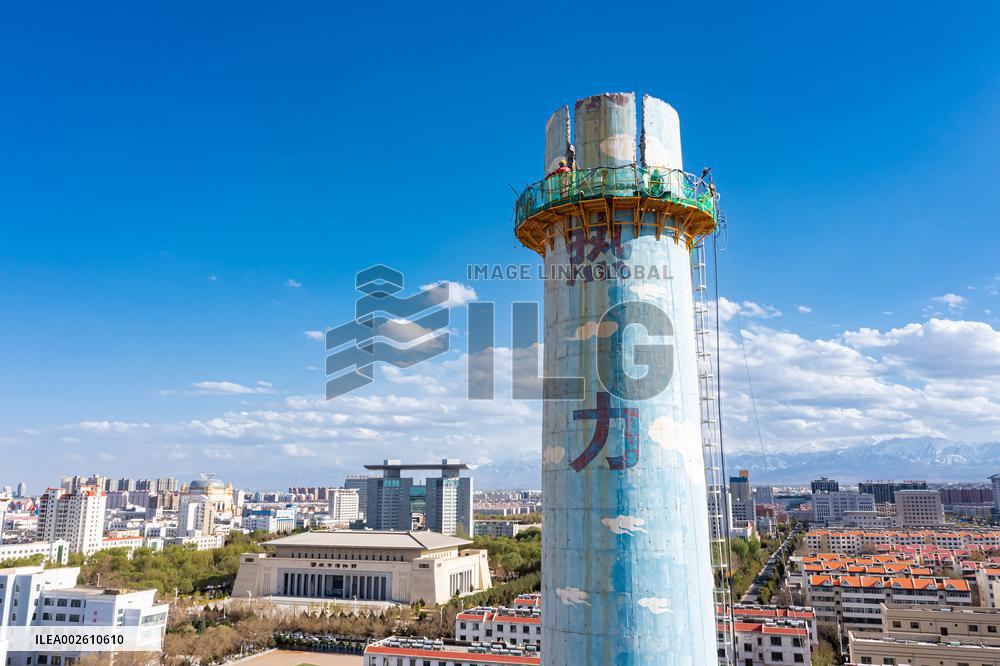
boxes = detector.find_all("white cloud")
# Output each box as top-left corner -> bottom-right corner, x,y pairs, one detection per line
714,297 -> 781,322
14,301 -> 1000,487
303,330 -> 324,342
931,293 -> 967,312
286,279 -> 302,288
282,443 -> 316,457
207,275 -> 218,282
420,281 -> 478,308
796,305 -> 812,314
740,300 -> 782,319
193,381 -> 275,395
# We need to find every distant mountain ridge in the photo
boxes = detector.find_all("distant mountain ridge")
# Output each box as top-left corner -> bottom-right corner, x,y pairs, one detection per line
472,437 -> 1000,488
725,436 -> 1000,484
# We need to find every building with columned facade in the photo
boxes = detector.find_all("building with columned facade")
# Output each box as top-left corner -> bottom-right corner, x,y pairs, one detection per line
232,530 -> 491,605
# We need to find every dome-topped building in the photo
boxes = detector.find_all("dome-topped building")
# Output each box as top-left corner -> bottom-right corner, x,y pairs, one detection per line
181,474 -> 234,515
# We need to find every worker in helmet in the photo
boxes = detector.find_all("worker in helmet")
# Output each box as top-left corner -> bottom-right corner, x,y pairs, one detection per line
545,159 -> 573,201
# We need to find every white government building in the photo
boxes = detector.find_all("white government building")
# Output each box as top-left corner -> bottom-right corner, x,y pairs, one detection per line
233,530 -> 491,605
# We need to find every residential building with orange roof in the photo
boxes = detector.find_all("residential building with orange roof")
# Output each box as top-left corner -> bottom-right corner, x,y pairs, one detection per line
976,568 -> 1000,608
805,528 -> 1000,555
807,575 -> 973,636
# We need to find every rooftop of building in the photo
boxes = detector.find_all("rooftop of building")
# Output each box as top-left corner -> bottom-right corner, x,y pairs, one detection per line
808,575 -> 971,591
364,458 -> 470,472
731,620 -> 810,637
263,529 -> 472,551
457,606 -> 541,623
807,528 -> 1000,536
848,632 -> 1000,650
728,604 -> 816,621
366,637 -> 539,664
882,602 -> 1000,616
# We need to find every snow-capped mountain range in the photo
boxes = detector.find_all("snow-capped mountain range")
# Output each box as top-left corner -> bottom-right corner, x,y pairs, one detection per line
471,437 -> 1000,488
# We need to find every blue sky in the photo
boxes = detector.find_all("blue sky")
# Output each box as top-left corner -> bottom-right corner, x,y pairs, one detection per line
1,2 -> 999,489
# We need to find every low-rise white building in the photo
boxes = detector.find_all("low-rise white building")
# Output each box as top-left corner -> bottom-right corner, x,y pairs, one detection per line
0,541 -> 69,566
0,565 -> 167,666
455,606 -> 541,645
474,521 -> 540,539
732,619 -> 812,665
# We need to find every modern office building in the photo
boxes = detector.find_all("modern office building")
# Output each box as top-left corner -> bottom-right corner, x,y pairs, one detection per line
991,473 -> 1000,516
811,491 -> 875,526
894,489 -> 945,526
730,471 -> 754,524
366,477 -> 413,531
858,480 -> 928,504
233,530 -> 491,605
364,459 -> 473,536
810,478 -> 839,494
36,486 -> 106,555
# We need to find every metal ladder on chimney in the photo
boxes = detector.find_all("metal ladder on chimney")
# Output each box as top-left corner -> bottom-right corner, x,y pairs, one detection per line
693,235 -> 735,665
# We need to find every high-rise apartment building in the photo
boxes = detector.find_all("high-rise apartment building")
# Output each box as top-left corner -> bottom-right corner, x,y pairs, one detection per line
326,488 -> 360,526
36,486 -> 107,555
427,474 -> 473,537
344,475 -> 376,520
177,493 -> 216,536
